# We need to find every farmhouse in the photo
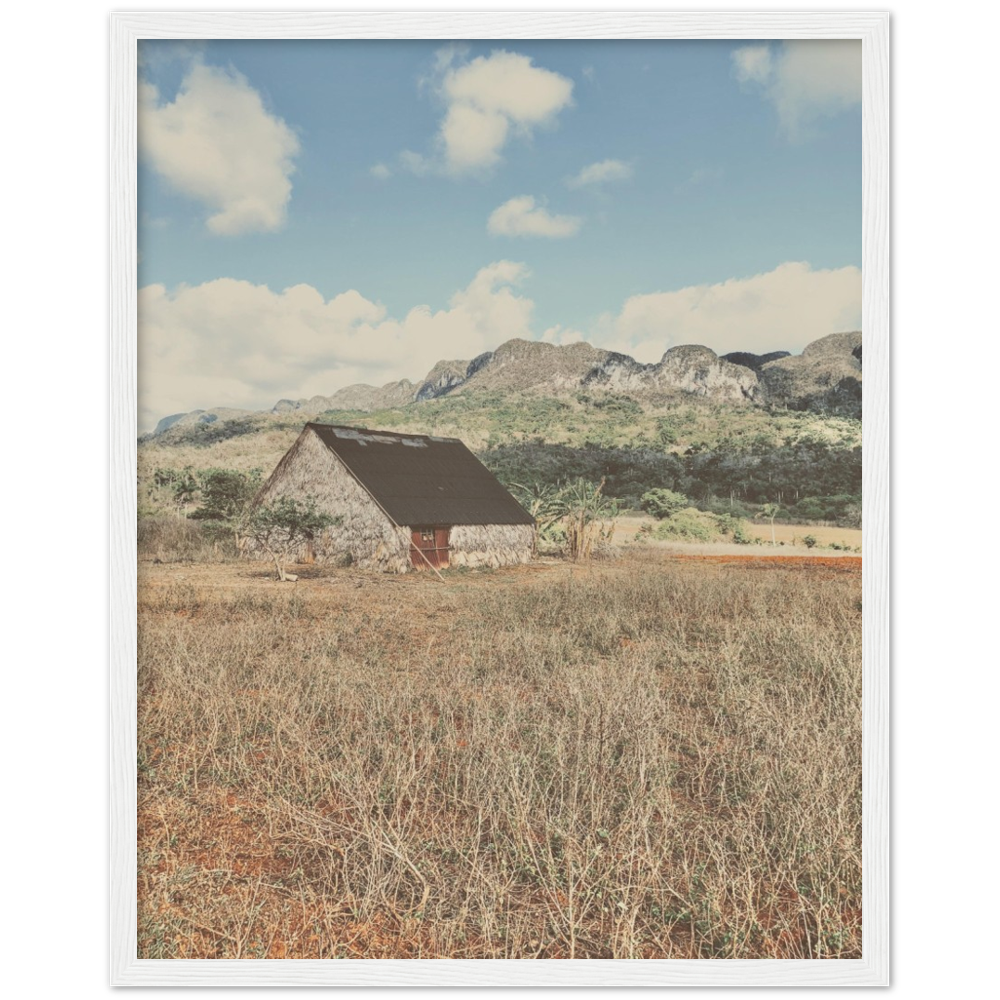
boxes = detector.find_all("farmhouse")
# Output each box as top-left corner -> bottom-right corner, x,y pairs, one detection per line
243,423 -> 536,573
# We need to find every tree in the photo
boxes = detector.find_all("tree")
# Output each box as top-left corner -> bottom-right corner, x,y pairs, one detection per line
242,496 -> 338,581
151,466 -> 199,515
843,500 -> 862,530
640,488 -> 689,520
190,468 -> 262,521
189,468 -> 263,544
558,478 -> 620,561
508,481 -> 564,556
757,502 -> 780,546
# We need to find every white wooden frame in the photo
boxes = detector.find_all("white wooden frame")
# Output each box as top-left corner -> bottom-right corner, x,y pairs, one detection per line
111,11 -> 889,987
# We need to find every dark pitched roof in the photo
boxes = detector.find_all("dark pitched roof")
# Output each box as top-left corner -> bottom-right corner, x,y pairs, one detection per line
307,423 -> 534,527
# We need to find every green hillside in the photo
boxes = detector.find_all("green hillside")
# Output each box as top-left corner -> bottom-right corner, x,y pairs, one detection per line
140,390 -> 861,528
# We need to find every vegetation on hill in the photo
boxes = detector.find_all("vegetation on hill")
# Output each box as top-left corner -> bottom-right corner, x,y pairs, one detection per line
140,389 -> 861,531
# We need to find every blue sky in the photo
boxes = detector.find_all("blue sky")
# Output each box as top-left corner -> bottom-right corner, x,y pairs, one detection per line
137,38 -> 861,430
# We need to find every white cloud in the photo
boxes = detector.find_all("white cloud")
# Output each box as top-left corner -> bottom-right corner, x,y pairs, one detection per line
139,62 -> 299,234
487,196 -> 582,238
731,45 -> 773,86
139,258 -> 861,433
567,159 -> 633,189
443,50 -> 573,125
732,40 -> 861,137
441,104 -> 510,172
413,49 -> 573,175
370,163 -> 391,180
600,261 -> 861,361
419,43 -> 468,91
138,262 -> 535,432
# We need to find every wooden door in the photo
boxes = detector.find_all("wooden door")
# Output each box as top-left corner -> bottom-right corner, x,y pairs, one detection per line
410,527 -> 451,569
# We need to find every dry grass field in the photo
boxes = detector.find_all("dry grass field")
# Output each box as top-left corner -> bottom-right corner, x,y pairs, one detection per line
610,515 -> 862,552
137,548 -> 861,960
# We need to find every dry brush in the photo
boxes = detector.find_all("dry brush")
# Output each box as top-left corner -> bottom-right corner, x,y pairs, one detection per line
137,552 -> 861,959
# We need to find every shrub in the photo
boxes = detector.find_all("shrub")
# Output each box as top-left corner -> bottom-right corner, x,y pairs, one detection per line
189,468 -> 262,522
138,516 -> 238,563
537,523 -> 568,555
558,478 -> 621,561
652,508 -> 717,542
715,513 -> 752,545
640,488 -> 689,520
699,495 -> 756,520
655,417 -> 678,447
633,522 -> 654,544
242,497 -> 339,581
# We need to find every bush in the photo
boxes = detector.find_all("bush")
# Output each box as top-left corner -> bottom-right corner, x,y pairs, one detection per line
788,494 -> 862,526
138,516 -> 238,563
558,478 -> 621,561
189,468 -> 262,522
537,523 -> 567,555
169,416 -> 263,447
591,395 -> 643,418
803,535 -> 818,549
652,508 -> 717,542
698,495 -> 756,520
792,498 -> 826,520
198,520 -> 239,546
715,514 -> 752,545
633,523 -> 654,544
147,466 -> 199,513
655,417 -> 678,447
640,488 -> 689,520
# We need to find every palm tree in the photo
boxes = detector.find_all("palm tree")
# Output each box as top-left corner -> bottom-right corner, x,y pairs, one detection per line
558,478 -> 620,561
508,481 -> 564,556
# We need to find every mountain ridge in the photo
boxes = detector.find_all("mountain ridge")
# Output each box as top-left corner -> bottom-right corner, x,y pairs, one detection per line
151,331 -> 862,437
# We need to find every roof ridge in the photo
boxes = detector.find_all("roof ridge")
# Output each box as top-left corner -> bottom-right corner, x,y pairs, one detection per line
305,421 -> 460,443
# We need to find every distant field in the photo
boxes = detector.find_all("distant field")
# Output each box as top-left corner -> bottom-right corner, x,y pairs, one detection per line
743,523 -> 861,549
611,515 -> 861,553
138,549 -> 861,960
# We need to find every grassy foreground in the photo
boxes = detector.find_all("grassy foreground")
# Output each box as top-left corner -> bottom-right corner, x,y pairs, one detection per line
137,552 -> 861,959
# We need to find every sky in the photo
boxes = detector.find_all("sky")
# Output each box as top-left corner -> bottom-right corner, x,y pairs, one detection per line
137,38 -> 861,432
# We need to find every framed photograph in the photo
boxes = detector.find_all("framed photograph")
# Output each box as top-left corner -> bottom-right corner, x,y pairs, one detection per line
111,10 -> 888,987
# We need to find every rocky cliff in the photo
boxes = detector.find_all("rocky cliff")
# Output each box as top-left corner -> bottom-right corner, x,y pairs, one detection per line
150,331 -> 862,436
756,332 -> 862,416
